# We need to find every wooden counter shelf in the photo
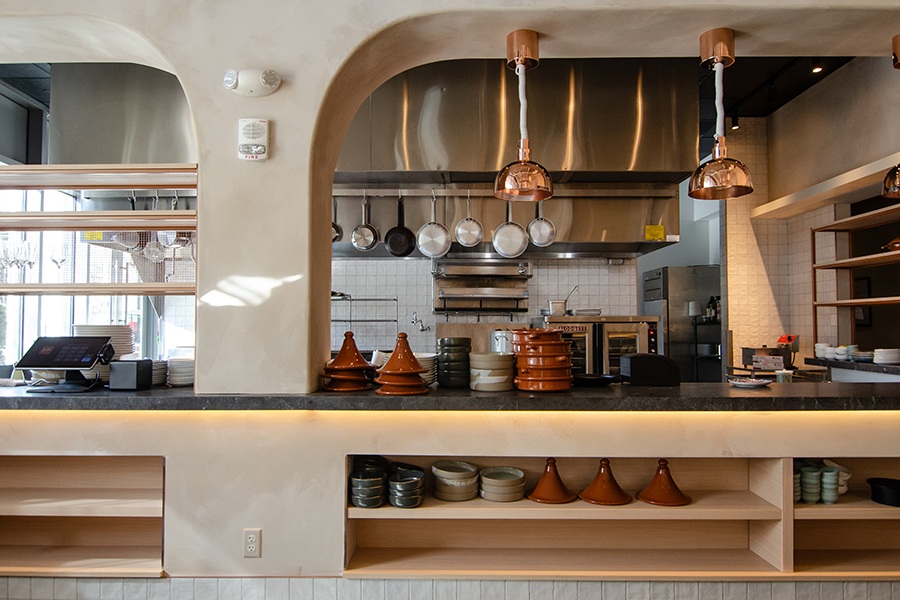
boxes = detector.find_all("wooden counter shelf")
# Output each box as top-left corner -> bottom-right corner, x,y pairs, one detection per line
0,455 -> 164,577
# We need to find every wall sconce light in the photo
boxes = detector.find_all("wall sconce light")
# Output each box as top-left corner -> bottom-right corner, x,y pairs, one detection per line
223,69 -> 282,97
730,115 -> 740,130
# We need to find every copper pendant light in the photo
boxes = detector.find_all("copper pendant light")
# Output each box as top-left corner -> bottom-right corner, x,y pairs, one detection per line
688,28 -> 754,200
881,34 -> 900,198
494,30 -> 553,202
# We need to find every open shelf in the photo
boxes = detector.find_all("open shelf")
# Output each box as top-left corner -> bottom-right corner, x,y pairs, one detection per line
793,550 -> 900,579
345,547 -> 780,580
348,489 -> 781,521
794,492 -> 900,520
814,249 -> 900,270
0,456 -> 164,577
812,203 -> 900,233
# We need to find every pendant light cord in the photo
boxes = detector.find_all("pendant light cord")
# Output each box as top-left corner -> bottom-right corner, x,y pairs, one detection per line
516,62 -> 529,140
714,61 -> 725,140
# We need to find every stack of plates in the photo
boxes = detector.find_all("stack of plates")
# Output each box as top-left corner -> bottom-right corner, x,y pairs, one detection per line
414,352 -> 437,385
874,348 -> 900,365
432,460 -> 479,502
479,466 -> 526,502
851,350 -> 875,363
167,357 -> 194,386
74,324 -> 136,381
152,360 -> 168,386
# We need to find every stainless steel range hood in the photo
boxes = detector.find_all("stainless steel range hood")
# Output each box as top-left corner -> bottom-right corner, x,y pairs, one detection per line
336,58 -> 698,183
334,59 -> 696,258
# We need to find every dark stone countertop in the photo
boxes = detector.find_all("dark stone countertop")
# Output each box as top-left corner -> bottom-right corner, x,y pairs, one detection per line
0,381 -> 898,411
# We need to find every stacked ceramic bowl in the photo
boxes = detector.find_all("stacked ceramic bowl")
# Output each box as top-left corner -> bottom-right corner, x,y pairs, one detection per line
851,350 -> 875,363
432,460 -> 479,502
349,470 -> 386,508
793,470 -> 802,503
479,466 -> 526,502
167,357 -> 195,387
375,333 -> 428,395
388,470 -> 426,508
874,348 -> 900,365
820,467 -> 840,504
323,331 -> 376,391
799,466 -> 822,504
74,324 -> 136,381
824,459 -> 852,494
414,352 -> 438,385
833,346 -> 850,361
511,329 -> 573,392
469,353 -> 515,391
437,338 -> 471,389
814,343 -> 831,359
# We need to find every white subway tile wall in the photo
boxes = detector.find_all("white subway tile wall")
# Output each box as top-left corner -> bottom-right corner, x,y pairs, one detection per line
4,579 -> 900,600
331,258 -> 637,354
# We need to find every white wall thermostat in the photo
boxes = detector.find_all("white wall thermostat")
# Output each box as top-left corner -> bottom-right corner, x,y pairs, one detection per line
238,118 -> 269,161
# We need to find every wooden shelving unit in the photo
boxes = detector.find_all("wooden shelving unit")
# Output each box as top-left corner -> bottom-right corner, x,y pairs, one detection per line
0,456 -> 164,577
345,455 -> 900,580
811,203 -> 900,343
345,456 -> 790,580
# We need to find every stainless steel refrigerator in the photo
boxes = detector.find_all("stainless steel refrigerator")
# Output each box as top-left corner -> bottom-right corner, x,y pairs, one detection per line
641,265 -> 721,382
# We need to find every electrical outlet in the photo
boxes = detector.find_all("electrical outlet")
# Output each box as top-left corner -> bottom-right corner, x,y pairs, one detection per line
243,527 -> 262,558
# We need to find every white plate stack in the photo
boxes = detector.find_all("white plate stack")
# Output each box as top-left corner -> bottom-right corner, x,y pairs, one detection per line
167,357 -> 194,386
874,348 -> 900,365
152,360 -> 168,386
74,324 -> 136,381
414,352 -> 437,385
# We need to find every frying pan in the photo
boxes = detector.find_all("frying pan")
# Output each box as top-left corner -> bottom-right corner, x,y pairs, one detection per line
416,191 -> 451,258
454,191 -> 484,247
331,197 -> 342,243
527,201 -> 557,247
384,194 -> 415,256
492,201 -> 528,258
350,194 -> 379,251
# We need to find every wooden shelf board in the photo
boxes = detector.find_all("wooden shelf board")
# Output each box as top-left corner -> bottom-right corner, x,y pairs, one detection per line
345,547 -> 780,580
0,488 -> 162,517
794,492 -> 900,520
347,489 -> 781,521
814,250 -> 900,270
813,296 -> 900,308
812,203 -> 900,233
793,550 -> 900,579
0,545 -> 162,577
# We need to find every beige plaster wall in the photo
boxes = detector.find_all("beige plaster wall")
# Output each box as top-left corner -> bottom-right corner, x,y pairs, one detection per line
2,408 -> 900,576
1,2 -> 898,393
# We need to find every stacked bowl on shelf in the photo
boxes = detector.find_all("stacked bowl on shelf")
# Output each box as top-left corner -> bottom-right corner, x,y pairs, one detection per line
349,470 -> 386,508
510,329 -> 573,391
167,357 -> 195,387
388,470 -> 426,508
436,338 -> 471,388
431,460 -> 479,502
479,466 -> 526,502
874,348 -> 900,365
469,352 -> 515,391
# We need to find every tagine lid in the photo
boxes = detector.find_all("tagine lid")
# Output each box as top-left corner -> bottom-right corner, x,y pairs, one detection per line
579,458 -> 632,505
329,331 -> 373,370
378,332 -> 427,374
528,457 -> 577,504
636,458 -> 691,506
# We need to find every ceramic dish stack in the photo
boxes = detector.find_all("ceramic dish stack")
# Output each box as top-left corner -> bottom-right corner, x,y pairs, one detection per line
469,353 -> 515,391
437,337 -> 471,389
151,360 -> 168,386
167,357 -> 195,387
851,350 -> 875,363
388,471 -> 425,508
414,352 -> 438,385
479,466 -> 526,502
74,324 -> 136,381
349,470 -> 386,508
874,348 -> 900,365
510,329 -> 573,392
432,460 -> 479,502
814,343 -> 831,359
375,333 -> 428,395
323,331 -> 375,392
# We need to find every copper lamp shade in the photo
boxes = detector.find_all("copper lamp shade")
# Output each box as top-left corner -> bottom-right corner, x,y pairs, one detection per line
494,30 -> 553,202
689,138 -> 754,200
688,28 -> 753,200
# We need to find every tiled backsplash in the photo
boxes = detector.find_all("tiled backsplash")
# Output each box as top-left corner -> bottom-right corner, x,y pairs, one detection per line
3,578 -> 899,600
331,258 -> 637,353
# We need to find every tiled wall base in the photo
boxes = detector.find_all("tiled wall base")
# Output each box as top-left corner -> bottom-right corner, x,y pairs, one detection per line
3,578 -> 900,600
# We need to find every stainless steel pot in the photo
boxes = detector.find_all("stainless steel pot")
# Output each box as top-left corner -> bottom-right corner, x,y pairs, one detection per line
489,330 -> 512,354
